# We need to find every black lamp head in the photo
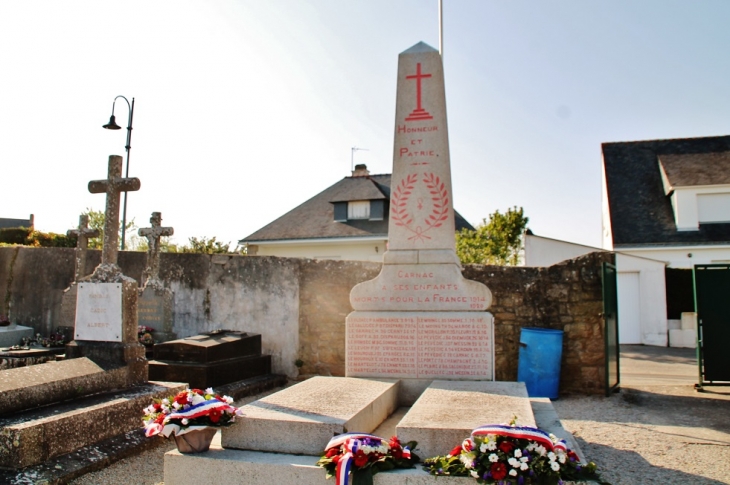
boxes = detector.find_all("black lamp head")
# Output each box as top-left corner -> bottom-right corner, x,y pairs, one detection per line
103,115 -> 122,130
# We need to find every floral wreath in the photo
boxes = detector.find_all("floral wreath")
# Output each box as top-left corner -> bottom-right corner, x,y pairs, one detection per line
391,172 -> 450,241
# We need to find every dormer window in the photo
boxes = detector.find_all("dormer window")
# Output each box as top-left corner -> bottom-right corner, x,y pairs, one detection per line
348,200 -> 370,219
659,152 -> 730,231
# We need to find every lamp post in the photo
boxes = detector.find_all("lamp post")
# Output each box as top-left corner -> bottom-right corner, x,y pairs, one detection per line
102,95 -> 135,250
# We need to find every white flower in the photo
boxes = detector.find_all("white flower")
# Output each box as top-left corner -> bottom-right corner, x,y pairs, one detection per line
172,402 -> 180,410
520,462 -> 529,471
551,461 -> 560,471
162,398 -> 170,405
470,470 -> 479,478
508,458 -> 519,468
205,387 -> 214,395
486,440 -> 497,451
460,452 -> 477,469
191,394 -> 206,406
181,418 -> 189,425
558,453 -> 566,464
489,453 -> 499,463
548,452 -> 556,462
509,469 -> 518,477
536,445 -> 547,456
520,456 -> 529,463
224,395 -> 234,404
514,449 -> 522,458
480,442 -> 488,453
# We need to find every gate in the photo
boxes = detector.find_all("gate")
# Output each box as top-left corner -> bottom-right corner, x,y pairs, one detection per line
693,264 -> 730,389
603,262 -> 620,396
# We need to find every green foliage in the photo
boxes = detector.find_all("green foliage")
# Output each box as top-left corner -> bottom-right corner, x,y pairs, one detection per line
0,227 -> 75,247
82,208 -> 138,250
456,206 -> 529,266
178,236 -> 235,254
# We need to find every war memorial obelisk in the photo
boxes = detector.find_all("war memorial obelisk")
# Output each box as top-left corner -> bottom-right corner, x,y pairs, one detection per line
347,42 -> 494,383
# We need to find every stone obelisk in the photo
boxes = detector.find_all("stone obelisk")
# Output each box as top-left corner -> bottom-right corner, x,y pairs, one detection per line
346,42 -> 494,386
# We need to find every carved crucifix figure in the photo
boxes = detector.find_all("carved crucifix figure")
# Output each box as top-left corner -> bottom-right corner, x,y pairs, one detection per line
67,214 -> 100,282
139,212 -> 174,287
88,155 -> 141,267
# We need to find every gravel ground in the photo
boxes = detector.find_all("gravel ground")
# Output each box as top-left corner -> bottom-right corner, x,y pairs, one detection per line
70,348 -> 730,485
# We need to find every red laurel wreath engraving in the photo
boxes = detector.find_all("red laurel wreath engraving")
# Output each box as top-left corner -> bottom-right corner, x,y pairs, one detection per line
424,173 -> 449,229
390,172 -> 450,241
391,173 -> 418,228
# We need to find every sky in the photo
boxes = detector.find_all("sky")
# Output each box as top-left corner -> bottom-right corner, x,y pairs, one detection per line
2,1 -> 730,250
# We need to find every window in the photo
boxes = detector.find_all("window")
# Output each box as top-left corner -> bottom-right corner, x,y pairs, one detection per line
348,201 -> 370,220
698,193 -> 730,223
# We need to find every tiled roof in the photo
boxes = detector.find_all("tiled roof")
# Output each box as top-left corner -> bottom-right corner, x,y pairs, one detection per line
658,151 -> 730,192
602,135 -> 730,247
241,173 -> 474,243
0,218 -> 32,230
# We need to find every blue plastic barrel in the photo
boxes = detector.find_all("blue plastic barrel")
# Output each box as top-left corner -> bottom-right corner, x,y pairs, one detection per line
517,328 -> 564,399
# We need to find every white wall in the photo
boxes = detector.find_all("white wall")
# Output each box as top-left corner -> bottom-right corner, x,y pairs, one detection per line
619,245 -> 730,269
523,235 -> 595,267
250,239 -> 387,262
615,253 -> 667,346
670,185 -> 730,231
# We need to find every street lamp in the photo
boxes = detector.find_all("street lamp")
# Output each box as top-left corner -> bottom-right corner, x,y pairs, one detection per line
102,95 -> 135,250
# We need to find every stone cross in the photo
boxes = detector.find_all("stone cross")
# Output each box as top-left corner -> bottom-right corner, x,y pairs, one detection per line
67,214 -> 100,282
139,212 -> 174,286
88,155 -> 141,266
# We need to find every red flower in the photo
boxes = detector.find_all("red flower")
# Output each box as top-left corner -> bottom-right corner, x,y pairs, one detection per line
209,409 -> 222,423
191,389 -> 204,396
154,414 -> 165,424
491,462 -> 507,480
332,455 -> 341,464
326,447 -> 340,458
391,448 -> 403,460
353,450 -> 369,468
174,392 -> 189,405
498,440 -> 515,454
568,450 -> 579,461
389,436 -> 401,448
449,445 -> 463,457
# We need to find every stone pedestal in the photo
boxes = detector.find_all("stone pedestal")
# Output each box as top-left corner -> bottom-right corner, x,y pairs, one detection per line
0,324 -> 34,348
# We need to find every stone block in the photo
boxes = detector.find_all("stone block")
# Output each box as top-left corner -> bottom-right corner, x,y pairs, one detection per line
0,324 -> 34,348
669,329 -> 696,348
153,331 -> 262,362
680,312 -> 697,330
148,354 -> 271,389
0,357 -> 144,416
0,381 -> 185,468
397,381 -> 535,458
346,312 -> 493,380
222,377 -> 398,455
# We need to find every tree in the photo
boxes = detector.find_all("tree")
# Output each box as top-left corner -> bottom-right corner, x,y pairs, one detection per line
177,236 -> 235,254
456,206 -> 529,265
82,208 -> 139,250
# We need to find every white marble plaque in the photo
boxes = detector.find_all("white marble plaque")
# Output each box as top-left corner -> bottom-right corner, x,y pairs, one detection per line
346,311 -> 494,380
75,283 -> 123,341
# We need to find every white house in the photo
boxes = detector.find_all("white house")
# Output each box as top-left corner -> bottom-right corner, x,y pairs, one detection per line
524,233 -> 668,346
240,165 -> 474,262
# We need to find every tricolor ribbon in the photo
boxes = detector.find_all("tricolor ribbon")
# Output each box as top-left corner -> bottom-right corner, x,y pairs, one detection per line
471,424 -> 568,453
167,398 -> 234,421
324,433 -> 385,485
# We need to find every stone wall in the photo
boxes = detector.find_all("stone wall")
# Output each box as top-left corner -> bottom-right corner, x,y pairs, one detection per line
0,247 -> 612,394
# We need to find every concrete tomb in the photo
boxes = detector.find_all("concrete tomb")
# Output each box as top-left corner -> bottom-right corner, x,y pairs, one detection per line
149,330 -> 271,389
0,323 -> 34,349
347,42 -> 493,386
137,211 -> 176,343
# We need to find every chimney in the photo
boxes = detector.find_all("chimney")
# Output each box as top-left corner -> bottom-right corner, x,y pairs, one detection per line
352,164 -> 370,177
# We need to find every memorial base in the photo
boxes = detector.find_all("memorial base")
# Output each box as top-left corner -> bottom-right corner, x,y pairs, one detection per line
346,311 -> 494,381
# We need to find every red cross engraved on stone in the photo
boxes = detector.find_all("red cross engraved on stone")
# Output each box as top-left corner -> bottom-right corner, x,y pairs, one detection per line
405,62 -> 434,122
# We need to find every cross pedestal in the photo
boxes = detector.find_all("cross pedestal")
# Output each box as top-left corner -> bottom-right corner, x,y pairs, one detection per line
66,155 -> 145,383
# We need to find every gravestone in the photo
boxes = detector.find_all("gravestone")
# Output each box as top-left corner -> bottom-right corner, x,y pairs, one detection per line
149,330 -> 272,389
60,214 -> 101,333
347,42 -> 494,394
0,323 -> 34,349
65,155 -> 146,385
137,212 -> 176,342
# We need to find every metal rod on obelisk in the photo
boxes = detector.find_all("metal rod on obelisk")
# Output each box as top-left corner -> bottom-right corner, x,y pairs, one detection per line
438,0 -> 443,57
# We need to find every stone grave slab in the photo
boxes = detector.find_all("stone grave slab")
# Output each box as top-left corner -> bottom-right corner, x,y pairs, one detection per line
396,381 -> 536,458
221,377 -> 399,455
346,311 -> 494,380
149,331 -> 271,389
0,324 -> 35,348
138,286 -> 175,342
